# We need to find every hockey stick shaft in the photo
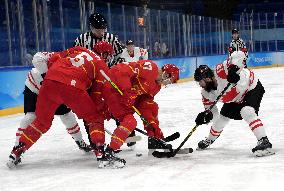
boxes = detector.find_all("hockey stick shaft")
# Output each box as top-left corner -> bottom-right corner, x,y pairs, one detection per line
172,83 -> 232,156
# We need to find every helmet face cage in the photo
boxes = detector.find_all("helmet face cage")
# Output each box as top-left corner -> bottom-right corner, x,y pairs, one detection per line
102,52 -> 114,65
160,71 -> 172,86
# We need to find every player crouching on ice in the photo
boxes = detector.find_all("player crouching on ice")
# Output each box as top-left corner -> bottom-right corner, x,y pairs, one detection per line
13,52 -> 91,154
194,51 -> 274,157
90,60 -> 179,168
7,45 -> 111,169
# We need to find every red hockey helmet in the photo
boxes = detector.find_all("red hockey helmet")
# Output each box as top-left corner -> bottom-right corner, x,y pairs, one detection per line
93,41 -> 114,66
162,64 -> 180,83
93,41 -> 114,56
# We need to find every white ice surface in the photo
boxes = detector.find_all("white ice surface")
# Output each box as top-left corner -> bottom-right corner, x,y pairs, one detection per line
0,67 -> 284,191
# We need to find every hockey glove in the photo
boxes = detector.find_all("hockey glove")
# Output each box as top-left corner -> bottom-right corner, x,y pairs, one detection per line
195,110 -> 213,125
228,46 -> 236,55
227,65 -> 240,84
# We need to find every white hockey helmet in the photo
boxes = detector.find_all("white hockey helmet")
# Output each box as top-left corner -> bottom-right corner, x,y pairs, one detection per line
230,51 -> 246,70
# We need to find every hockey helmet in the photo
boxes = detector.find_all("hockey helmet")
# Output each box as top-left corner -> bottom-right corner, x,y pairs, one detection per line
232,28 -> 239,34
93,41 -> 114,64
126,40 -> 134,45
194,65 -> 214,81
162,64 -> 180,83
89,13 -> 107,29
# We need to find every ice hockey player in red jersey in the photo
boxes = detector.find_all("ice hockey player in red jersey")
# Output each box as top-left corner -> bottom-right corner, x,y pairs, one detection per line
194,51 -> 274,157
7,46 -> 110,168
13,51 -> 91,153
91,60 -> 179,168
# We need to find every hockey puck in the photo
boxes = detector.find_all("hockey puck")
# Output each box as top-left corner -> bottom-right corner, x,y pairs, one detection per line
136,153 -> 142,157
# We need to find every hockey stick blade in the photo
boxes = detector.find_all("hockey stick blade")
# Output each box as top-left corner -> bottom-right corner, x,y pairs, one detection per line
152,148 -> 194,158
163,132 -> 180,142
125,135 -> 142,143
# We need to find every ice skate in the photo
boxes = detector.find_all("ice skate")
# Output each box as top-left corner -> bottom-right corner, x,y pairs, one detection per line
6,142 -> 26,169
97,146 -> 126,169
252,137 -> 275,157
197,138 -> 214,150
75,139 -> 92,152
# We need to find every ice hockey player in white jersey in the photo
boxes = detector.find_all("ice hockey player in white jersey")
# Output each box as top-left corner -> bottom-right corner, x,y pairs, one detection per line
13,52 -> 91,154
194,51 -> 274,157
119,40 -> 148,62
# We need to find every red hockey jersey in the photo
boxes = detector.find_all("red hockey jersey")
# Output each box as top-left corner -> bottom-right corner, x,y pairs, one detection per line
45,46 -> 109,91
108,60 -> 161,98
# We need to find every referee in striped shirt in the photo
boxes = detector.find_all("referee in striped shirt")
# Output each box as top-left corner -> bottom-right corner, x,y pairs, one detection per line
74,13 -> 123,67
228,29 -> 248,67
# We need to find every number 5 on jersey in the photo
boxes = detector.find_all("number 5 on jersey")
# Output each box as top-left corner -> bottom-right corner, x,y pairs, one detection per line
70,52 -> 93,67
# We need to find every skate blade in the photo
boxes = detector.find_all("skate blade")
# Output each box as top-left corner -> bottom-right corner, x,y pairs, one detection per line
196,147 -> 207,151
98,161 -> 125,169
6,161 -> 17,169
98,161 -> 111,168
254,148 -> 275,157
111,161 -> 126,169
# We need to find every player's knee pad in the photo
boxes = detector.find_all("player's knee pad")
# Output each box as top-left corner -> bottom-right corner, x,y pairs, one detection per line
240,106 -> 257,122
20,112 -> 36,128
59,111 -> 77,129
212,115 -> 230,131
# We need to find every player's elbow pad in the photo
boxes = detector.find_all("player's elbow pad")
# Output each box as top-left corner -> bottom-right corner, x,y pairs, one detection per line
32,53 -> 48,74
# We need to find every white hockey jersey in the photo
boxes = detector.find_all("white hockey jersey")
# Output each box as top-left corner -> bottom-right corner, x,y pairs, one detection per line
25,68 -> 43,94
25,52 -> 56,94
120,47 -> 148,62
202,59 -> 257,109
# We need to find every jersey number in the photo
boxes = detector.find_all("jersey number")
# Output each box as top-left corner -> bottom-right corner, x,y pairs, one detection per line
70,52 -> 93,67
143,62 -> 152,70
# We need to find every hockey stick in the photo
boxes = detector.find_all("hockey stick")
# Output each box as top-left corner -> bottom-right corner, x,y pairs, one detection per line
100,70 -> 179,147
152,83 -> 232,158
